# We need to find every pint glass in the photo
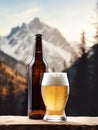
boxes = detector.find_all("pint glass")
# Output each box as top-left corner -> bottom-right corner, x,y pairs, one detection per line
41,72 -> 69,122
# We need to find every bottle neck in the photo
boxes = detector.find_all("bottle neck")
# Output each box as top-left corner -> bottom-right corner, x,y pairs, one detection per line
34,35 -> 43,60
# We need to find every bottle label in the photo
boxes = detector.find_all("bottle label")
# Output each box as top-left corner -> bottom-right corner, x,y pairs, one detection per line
36,51 -> 42,54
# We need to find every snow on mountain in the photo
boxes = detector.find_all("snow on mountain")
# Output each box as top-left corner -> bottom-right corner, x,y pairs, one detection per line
0,17 -> 77,72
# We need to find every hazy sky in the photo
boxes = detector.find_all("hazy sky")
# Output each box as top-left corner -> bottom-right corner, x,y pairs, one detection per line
0,0 -> 97,43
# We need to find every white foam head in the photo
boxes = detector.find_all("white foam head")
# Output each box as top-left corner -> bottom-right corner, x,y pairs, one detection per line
41,72 -> 69,86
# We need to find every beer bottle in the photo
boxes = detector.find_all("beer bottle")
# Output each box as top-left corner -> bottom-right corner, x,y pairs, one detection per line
28,34 -> 47,119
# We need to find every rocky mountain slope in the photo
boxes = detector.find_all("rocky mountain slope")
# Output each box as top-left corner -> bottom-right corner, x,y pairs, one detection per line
0,17 -> 78,72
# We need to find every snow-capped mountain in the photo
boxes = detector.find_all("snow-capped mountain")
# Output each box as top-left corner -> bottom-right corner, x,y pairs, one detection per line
0,17 -> 77,72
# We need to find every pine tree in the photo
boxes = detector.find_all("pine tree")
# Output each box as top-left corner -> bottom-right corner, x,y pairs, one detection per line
80,31 -> 86,54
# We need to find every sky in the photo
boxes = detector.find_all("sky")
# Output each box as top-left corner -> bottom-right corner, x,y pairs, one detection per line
0,0 -> 97,45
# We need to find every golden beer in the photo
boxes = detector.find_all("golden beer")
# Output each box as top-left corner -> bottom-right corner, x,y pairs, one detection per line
41,85 -> 68,115
41,72 -> 69,122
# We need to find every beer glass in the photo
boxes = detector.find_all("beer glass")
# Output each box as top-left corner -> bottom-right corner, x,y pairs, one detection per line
41,72 -> 69,122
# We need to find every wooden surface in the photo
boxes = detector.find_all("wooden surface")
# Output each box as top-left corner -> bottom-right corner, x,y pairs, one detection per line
0,116 -> 98,130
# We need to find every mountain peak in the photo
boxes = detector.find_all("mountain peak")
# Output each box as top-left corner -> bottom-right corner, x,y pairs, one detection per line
29,17 -> 43,31
29,17 -> 40,25
7,26 -> 20,39
21,22 -> 27,28
33,17 -> 40,23
21,22 -> 28,31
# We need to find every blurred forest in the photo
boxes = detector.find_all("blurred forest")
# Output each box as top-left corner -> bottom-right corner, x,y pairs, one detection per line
66,43 -> 98,116
0,61 -> 27,115
65,1 -> 98,116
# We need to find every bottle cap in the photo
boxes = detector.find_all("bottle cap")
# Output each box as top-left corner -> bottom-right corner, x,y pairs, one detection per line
35,34 -> 42,37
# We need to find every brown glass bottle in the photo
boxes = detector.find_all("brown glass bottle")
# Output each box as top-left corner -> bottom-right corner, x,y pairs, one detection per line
28,34 -> 47,119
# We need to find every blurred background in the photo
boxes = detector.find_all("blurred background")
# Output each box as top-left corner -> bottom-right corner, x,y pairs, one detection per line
0,0 -> 98,116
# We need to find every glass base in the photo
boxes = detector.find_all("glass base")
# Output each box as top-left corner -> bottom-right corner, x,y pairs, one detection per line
43,114 -> 66,122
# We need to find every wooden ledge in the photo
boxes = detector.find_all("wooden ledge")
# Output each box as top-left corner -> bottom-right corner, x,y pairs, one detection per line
0,116 -> 98,130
